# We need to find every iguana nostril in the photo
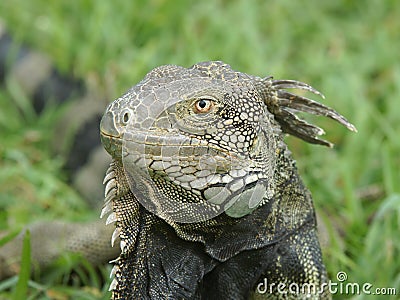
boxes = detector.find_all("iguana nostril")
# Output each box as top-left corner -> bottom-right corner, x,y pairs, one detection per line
123,112 -> 129,123
100,111 -> 119,137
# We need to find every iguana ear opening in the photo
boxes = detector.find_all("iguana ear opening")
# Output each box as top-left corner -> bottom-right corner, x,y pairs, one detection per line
255,77 -> 357,147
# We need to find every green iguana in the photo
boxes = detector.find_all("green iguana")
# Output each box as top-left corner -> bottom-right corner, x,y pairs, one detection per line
0,27 -> 354,297
99,61 -> 356,299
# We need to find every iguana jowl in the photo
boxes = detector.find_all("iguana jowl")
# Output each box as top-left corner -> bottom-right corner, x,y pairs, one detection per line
99,61 -> 356,299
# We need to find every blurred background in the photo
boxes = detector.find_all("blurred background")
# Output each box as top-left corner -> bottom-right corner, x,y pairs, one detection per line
0,0 -> 399,299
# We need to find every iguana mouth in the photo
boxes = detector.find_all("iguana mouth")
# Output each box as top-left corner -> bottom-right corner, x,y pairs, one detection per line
100,132 -> 123,158
101,125 -> 241,164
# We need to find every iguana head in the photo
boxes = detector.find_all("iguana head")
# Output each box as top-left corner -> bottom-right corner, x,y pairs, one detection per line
100,61 -> 355,225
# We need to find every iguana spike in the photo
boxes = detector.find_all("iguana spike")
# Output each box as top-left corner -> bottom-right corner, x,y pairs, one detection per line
106,212 -> 117,225
271,79 -> 325,98
100,200 -> 113,218
110,264 -> 119,278
256,77 -> 356,146
111,227 -> 121,247
109,278 -> 118,291
120,240 -> 127,253
103,170 -> 116,185
275,87 -> 356,132
105,179 -> 117,198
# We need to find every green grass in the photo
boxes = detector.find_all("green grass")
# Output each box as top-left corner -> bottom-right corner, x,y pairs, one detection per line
0,0 -> 399,299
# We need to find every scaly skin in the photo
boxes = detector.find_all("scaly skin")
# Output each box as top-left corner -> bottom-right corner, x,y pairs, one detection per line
100,61 -> 356,299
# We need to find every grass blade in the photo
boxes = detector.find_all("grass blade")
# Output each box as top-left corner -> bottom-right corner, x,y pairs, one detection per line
12,230 -> 31,300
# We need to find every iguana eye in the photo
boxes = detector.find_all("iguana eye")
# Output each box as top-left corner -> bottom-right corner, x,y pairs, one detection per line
193,99 -> 214,114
